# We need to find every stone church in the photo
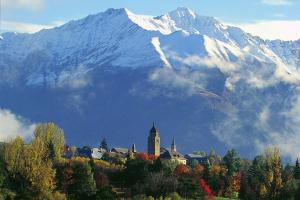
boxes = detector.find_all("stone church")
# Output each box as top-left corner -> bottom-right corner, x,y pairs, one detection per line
147,123 -> 161,156
147,123 -> 187,164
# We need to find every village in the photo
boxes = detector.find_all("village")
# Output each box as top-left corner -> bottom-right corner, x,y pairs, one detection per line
67,123 -> 214,167
1,122 -> 300,200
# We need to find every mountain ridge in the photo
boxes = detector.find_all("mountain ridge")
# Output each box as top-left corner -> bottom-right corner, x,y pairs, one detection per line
1,7 -> 299,87
1,8 -> 300,159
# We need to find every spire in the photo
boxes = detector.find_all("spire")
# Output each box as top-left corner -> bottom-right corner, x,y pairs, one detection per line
171,137 -> 176,152
132,143 -> 137,153
150,122 -> 158,133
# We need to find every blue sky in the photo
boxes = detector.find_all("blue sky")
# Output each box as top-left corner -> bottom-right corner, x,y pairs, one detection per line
1,0 -> 300,40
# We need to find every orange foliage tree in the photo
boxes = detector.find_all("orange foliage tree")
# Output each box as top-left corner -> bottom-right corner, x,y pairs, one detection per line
174,164 -> 190,176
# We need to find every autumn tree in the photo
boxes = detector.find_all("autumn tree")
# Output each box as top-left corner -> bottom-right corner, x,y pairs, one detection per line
2,137 -> 29,197
192,164 -> 204,178
2,132 -> 59,199
264,148 -> 283,200
34,122 -> 65,162
24,136 -> 56,198
174,164 -> 189,176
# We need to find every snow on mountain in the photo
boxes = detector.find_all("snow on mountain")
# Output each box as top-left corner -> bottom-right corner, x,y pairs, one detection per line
1,7 -> 300,158
0,7 -> 299,87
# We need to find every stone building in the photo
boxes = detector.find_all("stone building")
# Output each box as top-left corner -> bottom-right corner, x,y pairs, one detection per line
147,123 -> 160,156
160,138 -> 187,165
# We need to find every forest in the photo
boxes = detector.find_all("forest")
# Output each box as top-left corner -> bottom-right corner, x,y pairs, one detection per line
0,123 -> 300,200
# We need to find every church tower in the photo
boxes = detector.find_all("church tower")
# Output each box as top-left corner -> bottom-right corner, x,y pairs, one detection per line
171,137 -> 176,152
148,122 -> 160,156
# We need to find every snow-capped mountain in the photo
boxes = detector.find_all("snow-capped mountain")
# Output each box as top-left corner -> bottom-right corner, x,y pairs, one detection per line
0,7 -> 299,86
1,8 -> 300,159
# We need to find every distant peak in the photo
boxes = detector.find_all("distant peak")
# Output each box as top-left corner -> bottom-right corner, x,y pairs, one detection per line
103,8 -> 131,16
169,7 -> 197,18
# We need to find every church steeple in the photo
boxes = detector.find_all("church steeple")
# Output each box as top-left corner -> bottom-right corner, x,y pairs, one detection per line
171,137 -> 176,152
150,122 -> 159,135
148,122 -> 160,156
131,143 -> 137,153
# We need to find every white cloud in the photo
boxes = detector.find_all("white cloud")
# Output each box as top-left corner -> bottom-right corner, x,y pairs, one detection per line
56,65 -> 92,89
254,96 -> 300,159
2,20 -> 65,34
262,0 -> 292,5
0,108 -> 36,141
2,0 -> 44,11
229,20 -> 300,41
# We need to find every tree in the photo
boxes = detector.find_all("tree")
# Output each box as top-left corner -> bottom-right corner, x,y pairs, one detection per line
178,178 -> 203,199
162,160 -> 179,175
191,159 -> 199,168
192,164 -> 204,178
2,137 -> 29,197
264,147 -> 283,200
174,164 -> 189,176
0,155 -> 16,199
24,136 -> 56,198
2,133 -> 58,199
34,123 -> 65,162
67,161 -> 97,200
199,179 -> 214,199
210,149 -> 216,157
165,192 -> 183,200
141,172 -> 178,197
223,149 -> 241,176
93,186 -> 117,200
294,158 -> 300,179
100,138 -> 108,151
123,159 -> 149,186
295,183 -> 300,200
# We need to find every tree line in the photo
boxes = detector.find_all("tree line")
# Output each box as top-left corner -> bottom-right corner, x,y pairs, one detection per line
0,122 -> 299,200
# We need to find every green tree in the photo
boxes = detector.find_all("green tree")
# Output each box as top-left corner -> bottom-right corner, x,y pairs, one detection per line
123,159 -> 149,186
165,192 -> 183,200
142,172 -> 178,197
162,160 -> 179,175
239,155 -> 266,200
294,158 -> 300,180
178,178 -> 203,199
93,186 -> 117,200
0,155 -> 16,199
100,138 -> 109,151
223,149 -> 241,176
67,161 -> 97,200
295,183 -> 300,200
191,159 -> 199,168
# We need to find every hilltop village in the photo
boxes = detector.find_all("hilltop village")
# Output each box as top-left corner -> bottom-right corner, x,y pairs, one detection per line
1,122 -> 300,200
66,123 -> 211,166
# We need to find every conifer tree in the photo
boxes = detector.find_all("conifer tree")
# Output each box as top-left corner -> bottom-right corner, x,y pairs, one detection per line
294,158 -> 300,179
223,149 -> 241,176
67,161 -> 96,200
100,138 -> 109,151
